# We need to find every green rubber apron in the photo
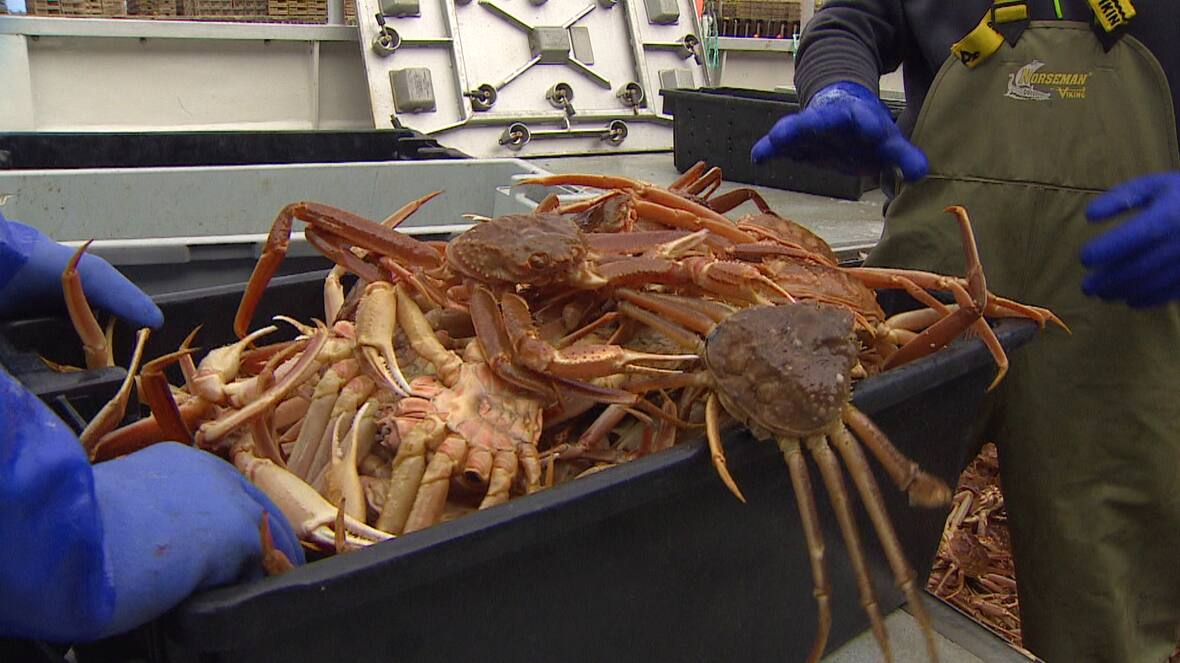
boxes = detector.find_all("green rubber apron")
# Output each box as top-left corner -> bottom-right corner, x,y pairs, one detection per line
866,13 -> 1180,663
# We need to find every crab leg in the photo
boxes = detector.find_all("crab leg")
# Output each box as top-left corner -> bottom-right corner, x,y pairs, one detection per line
857,206 -> 1018,389
234,201 -> 439,338
307,374 -> 376,486
702,187 -> 770,215
287,358 -> 360,479
681,166 -> 723,199
842,407 -> 950,509
356,281 -> 416,397
259,512 -> 298,576
142,346 -> 205,446
192,326 -> 278,404
497,291 -> 696,379
632,200 -> 755,243
403,434 -> 469,534
829,423 -> 941,663
778,436 -> 833,663
197,326 -> 330,446
518,174 -> 755,242
91,397 -> 214,462
706,393 -> 745,503
465,286 -> 559,400
668,160 -> 709,191
479,443 -> 519,510
233,444 -> 393,550
324,402 -> 373,522
377,410 -> 447,534
79,328 -> 150,452
805,434 -> 892,663
62,241 -> 113,370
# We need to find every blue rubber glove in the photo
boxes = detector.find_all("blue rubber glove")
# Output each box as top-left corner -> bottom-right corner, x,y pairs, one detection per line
1081,172 -> 1180,308
0,211 -> 163,329
0,366 -> 305,643
750,81 -> 929,182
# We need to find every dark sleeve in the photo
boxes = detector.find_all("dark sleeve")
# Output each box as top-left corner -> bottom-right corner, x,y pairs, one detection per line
794,0 -> 911,105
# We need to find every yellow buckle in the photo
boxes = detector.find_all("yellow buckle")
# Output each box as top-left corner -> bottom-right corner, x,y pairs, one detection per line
952,15 -> 1005,68
993,2 -> 1029,24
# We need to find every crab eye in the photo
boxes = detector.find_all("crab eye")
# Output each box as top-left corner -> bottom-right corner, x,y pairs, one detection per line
529,253 -> 549,268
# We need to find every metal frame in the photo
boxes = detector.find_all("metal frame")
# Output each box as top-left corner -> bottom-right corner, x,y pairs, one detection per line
352,0 -> 708,156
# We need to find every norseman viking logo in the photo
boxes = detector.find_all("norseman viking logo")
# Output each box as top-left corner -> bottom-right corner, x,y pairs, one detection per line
1006,60 -> 1092,101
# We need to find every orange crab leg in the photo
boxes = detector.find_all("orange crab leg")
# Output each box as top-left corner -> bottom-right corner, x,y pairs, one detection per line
79,328 -> 150,453
727,241 -> 837,268
499,292 -> 695,380
234,201 -> 439,338
92,394 -> 214,462
304,228 -> 386,284
62,241 -> 113,370
259,512 -> 297,576
849,206 -> 1015,389
682,166 -> 724,199
703,187 -> 771,215
632,201 -> 755,243
196,326 -> 330,446
779,436 -> 833,663
380,190 -> 443,229
668,160 -> 709,191
142,346 -> 204,446
519,173 -> 752,238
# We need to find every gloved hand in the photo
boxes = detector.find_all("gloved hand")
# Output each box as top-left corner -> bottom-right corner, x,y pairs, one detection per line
1081,172 -> 1180,308
0,211 -> 163,329
0,366 -> 304,643
750,81 -> 929,182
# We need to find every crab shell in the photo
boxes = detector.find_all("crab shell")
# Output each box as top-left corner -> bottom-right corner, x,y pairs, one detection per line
703,302 -> 859,440
738,212 -> 840,266
446,213 -> 606,289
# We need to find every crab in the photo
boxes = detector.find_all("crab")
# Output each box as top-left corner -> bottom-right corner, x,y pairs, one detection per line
622,301 -> 949,663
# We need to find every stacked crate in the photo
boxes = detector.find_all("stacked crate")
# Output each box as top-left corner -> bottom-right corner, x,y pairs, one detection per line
126,0 -> 178,16
177,0 -> 268,20
28,0 -> 126,16
716,0 -> 803,38
266,0 -> 326,23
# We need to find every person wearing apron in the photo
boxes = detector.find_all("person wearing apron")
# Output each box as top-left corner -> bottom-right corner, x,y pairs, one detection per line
751,1 -> 1180,661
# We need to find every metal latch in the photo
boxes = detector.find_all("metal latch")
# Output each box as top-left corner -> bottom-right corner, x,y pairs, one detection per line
499,120 -> 628,150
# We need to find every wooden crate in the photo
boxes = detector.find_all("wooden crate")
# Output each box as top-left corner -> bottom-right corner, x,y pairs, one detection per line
127,0 -> 178,15
29,0 -> 125,15
266,0 -> 325,23
177,0 -> 270,18
719,0 -> 798,22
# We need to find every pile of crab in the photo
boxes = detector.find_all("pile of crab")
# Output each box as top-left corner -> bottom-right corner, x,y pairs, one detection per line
66,163 -> 1066,663
927,444 -> 1027,653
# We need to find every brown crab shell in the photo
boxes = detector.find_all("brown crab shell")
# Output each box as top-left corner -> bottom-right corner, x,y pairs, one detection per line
446,213 -> 604,289
738,212 -> 840,266
703,303 -> 859,440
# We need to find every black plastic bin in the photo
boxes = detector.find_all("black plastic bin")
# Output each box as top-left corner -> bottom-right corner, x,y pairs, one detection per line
0,272 -> 1036,663
660,87 -> 905,201
0,128 -> 468,171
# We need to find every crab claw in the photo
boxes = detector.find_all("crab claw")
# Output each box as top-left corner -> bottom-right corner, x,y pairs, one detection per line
192,325 -> 279,404
62,240 -> 114,370
356,281 -> 417,398
233,443 -> 393,551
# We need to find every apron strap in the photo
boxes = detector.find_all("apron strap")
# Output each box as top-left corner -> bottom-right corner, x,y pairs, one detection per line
1085,0 -> 1135,51
952,0 -> 1030,68
951,0 -> 1136,67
